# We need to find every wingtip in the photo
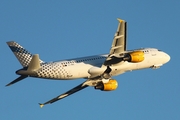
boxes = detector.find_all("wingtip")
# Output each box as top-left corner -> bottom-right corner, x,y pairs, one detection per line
117,18 -> 124,23
5,83 -> 12,87
39,103 -> 44,108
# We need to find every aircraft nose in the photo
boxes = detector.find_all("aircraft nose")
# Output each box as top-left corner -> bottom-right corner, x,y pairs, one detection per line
164,53 -> 170,63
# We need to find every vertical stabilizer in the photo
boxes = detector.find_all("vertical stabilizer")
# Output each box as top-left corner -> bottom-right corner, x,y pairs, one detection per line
7,41 -> 43,67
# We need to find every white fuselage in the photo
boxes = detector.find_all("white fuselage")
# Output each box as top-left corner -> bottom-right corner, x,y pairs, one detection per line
33,48 -> 170,80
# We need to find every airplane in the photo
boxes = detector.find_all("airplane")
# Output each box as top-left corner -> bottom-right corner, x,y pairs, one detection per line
6,18 -> 170,108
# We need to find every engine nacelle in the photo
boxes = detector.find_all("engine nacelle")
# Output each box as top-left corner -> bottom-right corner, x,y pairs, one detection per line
94,79 -> 118,91
124,51 -> 144,63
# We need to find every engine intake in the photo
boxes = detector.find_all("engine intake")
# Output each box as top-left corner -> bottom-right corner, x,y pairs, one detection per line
123,51 -> 144,63
95,79 -> 118,91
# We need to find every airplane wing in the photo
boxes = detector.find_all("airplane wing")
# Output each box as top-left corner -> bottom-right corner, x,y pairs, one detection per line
102,18 -> 127,66
39,82 -> 89,108
39,19 -> 127,107
110,18 -> 127,55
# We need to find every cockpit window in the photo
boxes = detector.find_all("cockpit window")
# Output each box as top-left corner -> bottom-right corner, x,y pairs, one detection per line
158,50 -> 162,51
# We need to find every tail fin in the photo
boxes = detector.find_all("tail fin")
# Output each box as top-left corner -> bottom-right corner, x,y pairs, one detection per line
7,41 -> 44,67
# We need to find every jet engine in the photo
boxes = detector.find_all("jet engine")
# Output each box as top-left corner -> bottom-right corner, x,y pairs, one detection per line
94,79 -> 118,91
123,51 -> 144,63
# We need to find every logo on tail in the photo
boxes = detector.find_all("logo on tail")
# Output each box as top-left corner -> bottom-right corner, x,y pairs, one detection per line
7,41 -> 43,67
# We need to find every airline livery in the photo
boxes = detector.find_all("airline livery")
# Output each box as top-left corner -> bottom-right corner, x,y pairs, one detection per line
6,19 -> 170,108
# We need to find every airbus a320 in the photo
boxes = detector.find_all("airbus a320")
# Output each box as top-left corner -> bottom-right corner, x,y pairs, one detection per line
6,19 -> 170,108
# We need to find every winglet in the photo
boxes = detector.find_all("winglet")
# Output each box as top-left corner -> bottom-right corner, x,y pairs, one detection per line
117,18 -> 124,23
39,103 -> 44,108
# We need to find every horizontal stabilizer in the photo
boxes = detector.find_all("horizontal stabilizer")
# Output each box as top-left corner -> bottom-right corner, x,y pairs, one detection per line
6,75 -> 28,86
27,54 -> 41,71
6,54 -> 41,86
16,54 -> 41,76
